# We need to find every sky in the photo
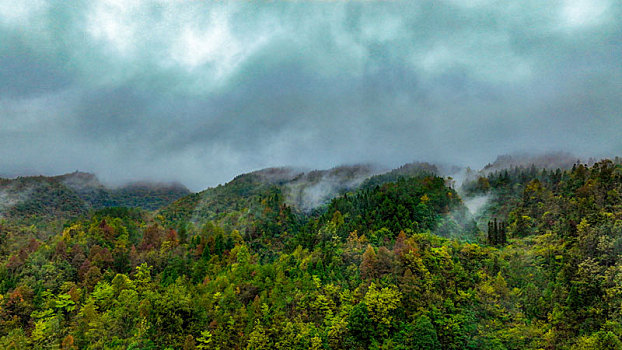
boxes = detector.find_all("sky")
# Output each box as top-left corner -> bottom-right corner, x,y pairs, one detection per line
0,0 -> 620,191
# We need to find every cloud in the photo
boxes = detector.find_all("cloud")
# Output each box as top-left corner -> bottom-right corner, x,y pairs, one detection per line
0,0 -> 620,191
559,0 -> 612,29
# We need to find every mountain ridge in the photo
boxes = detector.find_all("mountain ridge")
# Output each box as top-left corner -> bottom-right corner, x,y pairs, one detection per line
0,171 -> 191,223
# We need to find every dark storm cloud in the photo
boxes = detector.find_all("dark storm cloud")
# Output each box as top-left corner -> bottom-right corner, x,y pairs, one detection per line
0,0 -> 620,191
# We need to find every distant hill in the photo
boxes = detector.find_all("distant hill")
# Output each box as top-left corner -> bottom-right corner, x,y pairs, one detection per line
159,164 -> 382,226
283,164 -> 379,211
482,151 -> 581,173
54,172 -> 115,208
159,162 -> 458,231
458,152 -> 586,206
359,162 -> 439,189
0,176 -> 88,222
158,167 -> 299,229
0,172 -> 191,223
109,182 -> 192,211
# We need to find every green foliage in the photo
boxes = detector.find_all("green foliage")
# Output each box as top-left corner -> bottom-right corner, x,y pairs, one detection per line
0,160 -> 620,348
315,175 -> 462,243
411,315 -> 441,350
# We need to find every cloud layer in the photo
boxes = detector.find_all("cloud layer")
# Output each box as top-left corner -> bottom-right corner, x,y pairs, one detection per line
1,0 -> 620,190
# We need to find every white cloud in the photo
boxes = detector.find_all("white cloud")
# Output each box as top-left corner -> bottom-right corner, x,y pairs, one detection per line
0,0 -> 48,25
173,18 -> 236,70
414,33 -> 533,83
168,9 -> 271,84
86,0 -> 143,56
560,0 -> 611,29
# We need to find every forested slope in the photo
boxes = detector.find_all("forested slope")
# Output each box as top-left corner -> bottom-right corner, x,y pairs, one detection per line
1,172 -> 190,226
0,160 -> 620,349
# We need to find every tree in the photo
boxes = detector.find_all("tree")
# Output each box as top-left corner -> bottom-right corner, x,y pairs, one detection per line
363,282 -> 402,338
347,302 -> 373,346
360,245 -> 378,279
411,315 -> 441,350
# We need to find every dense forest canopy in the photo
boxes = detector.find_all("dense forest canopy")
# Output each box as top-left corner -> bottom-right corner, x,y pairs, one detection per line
0,158 -> 620,349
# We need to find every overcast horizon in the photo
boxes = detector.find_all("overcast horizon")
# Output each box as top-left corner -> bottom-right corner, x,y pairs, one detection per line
1,1 -> 621,191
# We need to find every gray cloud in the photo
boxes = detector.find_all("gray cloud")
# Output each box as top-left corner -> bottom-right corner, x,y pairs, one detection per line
0,0 -> 620,191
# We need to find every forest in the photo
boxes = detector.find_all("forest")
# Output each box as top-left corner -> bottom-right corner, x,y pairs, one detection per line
0,159 -> 620,349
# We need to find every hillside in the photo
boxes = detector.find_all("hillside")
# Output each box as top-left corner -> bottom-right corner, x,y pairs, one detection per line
0,172 -> 191,226
157,161 -> 460,232
0,176 -> 88,223
481,151 -> 582,173
159,165 -> 379,228
0,158 -> 620,349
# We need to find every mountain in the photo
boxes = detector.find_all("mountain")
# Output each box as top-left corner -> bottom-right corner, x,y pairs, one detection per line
0,175 -> 88,222
159,162 -> 479,245
283,164 -> 379,211
159,165 -> 377,225
0,172 -> 191,224
457,152 -> 591,219
359,161 -> 439,189
105,182 -> 191,211
54,172 -> 115,208
481,151 -> 581,173
158,168 -> 284,229
0,157 -> 620,349
55,171 -> 191,211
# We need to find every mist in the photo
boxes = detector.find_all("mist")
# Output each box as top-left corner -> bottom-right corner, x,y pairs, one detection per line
0,184 -> 32,214
463,195 -> 491,216
1,1 -> 620,192
284,165 -> 380,211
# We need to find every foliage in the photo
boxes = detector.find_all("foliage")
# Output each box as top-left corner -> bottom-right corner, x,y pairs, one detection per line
0,160 -> 620,348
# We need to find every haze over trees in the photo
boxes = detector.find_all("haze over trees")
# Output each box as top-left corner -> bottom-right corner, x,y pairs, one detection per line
0,156 -> 620,349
